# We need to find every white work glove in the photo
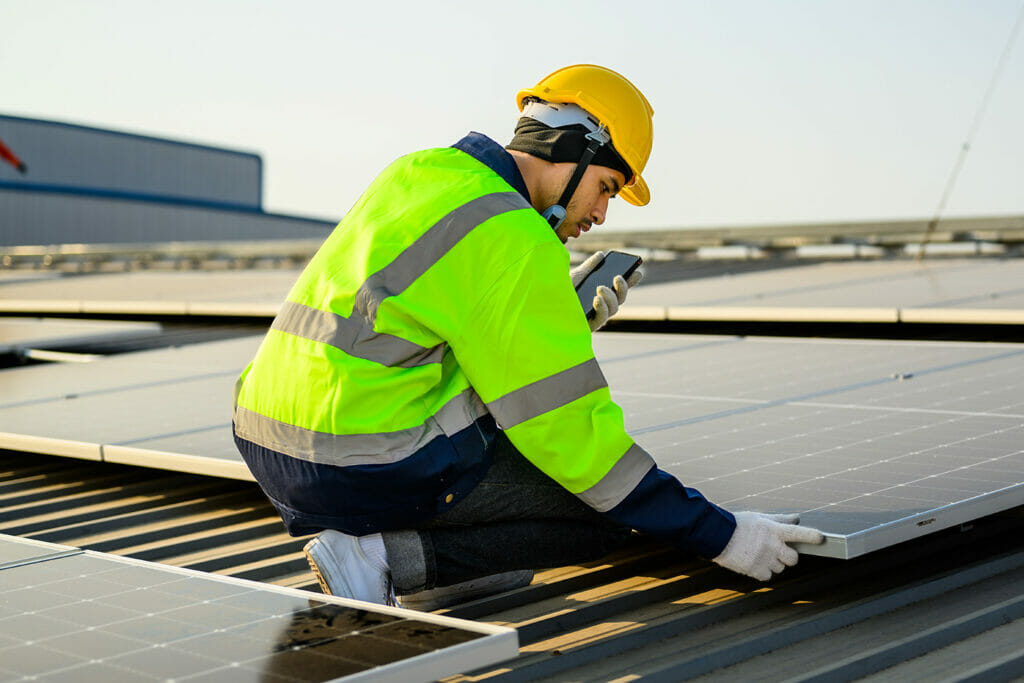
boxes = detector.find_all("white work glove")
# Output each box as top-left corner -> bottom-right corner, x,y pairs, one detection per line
570,251 -> 645,332
713,512 -> 824,581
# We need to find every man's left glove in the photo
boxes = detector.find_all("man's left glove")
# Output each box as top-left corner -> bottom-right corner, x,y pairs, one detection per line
570,251 -> 644,332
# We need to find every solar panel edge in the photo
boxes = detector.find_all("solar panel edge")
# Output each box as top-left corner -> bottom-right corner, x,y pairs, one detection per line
901,308 -> 1024,325
832,484 -> 1024,559
0,548 -> 83,570
73,548 -> 517,639
102,445 -> 255,482
0,432 -> 102,461
0,533 -> 84,570
795,534 -> 851,560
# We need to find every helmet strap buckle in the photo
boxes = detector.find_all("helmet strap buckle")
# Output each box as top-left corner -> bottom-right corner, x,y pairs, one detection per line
544,125 -> 608,231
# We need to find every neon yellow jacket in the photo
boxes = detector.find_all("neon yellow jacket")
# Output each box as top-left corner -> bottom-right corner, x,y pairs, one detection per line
233,135 -> 734,557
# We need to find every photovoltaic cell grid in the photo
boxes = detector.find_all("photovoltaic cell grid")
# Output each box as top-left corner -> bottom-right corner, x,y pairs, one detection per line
623,258 -> 1024,323
0,535 -> 516,683
595,334 -> 1024,558
0,332 -> 1022,558
0,336 -> 263,478
3,259 -> 1024,323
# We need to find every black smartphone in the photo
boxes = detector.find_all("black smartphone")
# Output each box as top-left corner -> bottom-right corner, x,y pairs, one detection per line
574,251 -> 643,320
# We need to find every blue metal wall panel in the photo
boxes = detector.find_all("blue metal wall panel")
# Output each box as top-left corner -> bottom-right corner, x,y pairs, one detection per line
0,115 -> 261,208
0,188 -> 333,246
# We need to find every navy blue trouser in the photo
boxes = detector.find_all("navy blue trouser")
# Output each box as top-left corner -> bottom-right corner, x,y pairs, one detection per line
383,432 -> 633,593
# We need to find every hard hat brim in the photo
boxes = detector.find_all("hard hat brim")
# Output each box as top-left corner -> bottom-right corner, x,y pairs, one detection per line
620,175 -> 649,207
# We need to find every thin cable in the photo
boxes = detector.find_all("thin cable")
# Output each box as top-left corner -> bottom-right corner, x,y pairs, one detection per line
918,1 -> 1024,260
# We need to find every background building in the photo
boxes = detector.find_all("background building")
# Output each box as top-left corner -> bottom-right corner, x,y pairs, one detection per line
0,114 -> 334,247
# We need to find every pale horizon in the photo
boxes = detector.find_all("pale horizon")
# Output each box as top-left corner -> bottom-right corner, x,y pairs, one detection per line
4,1 -> 1022,231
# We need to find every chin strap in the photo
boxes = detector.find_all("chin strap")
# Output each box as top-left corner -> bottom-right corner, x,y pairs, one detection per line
542,125 -> 611,231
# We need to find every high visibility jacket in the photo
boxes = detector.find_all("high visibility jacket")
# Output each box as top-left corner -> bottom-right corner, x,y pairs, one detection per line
233,133 -> 735,559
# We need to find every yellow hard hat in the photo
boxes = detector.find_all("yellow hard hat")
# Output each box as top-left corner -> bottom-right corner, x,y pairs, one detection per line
517,64 -> 654,206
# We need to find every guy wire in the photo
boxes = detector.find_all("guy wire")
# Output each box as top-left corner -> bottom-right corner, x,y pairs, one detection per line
917,1 -> 1024,261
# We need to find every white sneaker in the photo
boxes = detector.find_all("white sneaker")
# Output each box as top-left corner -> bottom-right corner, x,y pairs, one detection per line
304,530 -> 396,606
399,570 -> 534,611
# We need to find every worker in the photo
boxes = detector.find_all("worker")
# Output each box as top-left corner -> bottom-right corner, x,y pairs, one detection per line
233,64 -> 823,608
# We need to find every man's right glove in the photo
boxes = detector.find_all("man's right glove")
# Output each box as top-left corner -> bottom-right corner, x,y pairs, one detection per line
570,251 -> 644,332
713,512 -> 824,581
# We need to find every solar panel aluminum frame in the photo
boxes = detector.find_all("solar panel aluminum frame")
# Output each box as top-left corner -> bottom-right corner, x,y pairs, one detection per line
0,431 -> 102,461
800,483 -> 1024,559
0,534 -> 81,570
102,444 -> 255,481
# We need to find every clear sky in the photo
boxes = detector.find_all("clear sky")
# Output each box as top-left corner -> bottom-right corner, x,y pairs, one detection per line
3,0 -> 1022,230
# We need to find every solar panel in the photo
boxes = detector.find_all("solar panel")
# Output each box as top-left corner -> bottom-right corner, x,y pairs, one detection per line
0,271 -> 299,316
0,336 -> 262,410
1,332 -> 1022,558
2,259 -> 1023,323
0,539 -> 516,682
0,318 -> 161,355
596,334 -> 1024,558
625,258 -> 1024,324
0,337 -> 262,477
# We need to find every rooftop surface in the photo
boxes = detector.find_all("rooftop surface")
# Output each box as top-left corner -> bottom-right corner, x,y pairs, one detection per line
1,253 -> 1023,680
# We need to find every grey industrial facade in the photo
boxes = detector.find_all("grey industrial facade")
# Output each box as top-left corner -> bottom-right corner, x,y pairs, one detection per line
0,114 -> 334,247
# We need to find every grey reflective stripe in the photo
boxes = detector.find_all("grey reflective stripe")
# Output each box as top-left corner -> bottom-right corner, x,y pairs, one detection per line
354,192 -> 529,323
233,389 -> 488,467
577,444 -> 656,512
435,388 -> 489,436
485,358 -> 608,429
271,301 -> 445,368
270,191 -> 527,368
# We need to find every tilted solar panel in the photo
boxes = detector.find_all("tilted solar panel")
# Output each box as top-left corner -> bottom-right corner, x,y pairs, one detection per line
0,333 -> 1021,558
0,535 -> 516,682
597,334 -> 1024,558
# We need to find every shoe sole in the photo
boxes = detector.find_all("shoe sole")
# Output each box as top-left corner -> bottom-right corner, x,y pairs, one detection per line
304,539 -> 334,596
304,535 -> 396,606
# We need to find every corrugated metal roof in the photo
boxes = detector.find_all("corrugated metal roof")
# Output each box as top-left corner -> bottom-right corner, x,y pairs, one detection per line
3,448 -> 1022,681
4,256 -> 1023,679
